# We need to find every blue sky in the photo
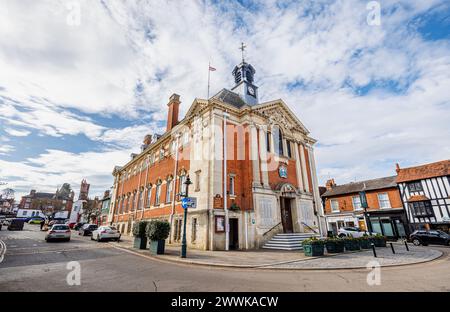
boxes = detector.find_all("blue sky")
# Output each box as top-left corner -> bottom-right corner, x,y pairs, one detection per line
0,0 -> 449,199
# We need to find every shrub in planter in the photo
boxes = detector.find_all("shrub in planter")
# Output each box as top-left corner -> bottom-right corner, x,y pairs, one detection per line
372,234 -> 387,247
302,238 -> 325,257
343,237 -> 360,251
146,220 -> 171,255
358,236 -> 371,249
325,238 -> 344,253
132,221 -> 148,250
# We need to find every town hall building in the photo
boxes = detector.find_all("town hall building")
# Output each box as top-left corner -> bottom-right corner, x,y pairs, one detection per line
108,56 -> 325,251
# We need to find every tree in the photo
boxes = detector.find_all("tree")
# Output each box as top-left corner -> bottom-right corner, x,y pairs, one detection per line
82,198 -> 101,224
1,188 -> 15,200
32,198 -> 64,219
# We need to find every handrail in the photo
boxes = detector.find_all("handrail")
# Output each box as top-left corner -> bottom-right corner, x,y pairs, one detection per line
301,222 -> 318,234
263,222 -> 282,237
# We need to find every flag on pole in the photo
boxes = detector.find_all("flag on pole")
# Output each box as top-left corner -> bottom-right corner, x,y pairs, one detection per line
209,65 -> 216,71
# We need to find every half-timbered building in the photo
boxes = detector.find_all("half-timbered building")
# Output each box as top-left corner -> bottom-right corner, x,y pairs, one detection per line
396,160 -> 450,233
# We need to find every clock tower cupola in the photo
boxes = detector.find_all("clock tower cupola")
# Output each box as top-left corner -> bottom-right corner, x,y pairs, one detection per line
231,43 -> 259,106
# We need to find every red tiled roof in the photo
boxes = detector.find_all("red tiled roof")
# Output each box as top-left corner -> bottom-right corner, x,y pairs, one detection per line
407,195 -> 430,202
396,160 -> 450,183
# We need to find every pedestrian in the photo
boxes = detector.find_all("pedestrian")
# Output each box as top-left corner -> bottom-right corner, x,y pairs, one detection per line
40,219 -> 45,231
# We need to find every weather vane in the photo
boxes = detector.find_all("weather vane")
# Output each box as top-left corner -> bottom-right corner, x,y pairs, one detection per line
239,42 -> 247,63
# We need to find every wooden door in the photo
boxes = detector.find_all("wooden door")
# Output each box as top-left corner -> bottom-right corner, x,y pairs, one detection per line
281,198 -> 294,233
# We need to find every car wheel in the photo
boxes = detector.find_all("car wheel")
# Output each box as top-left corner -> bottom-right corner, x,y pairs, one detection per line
97,235 -> 101,242
338,234 -> 346,238
90,235 -> 94,240
412,238 -> 421,246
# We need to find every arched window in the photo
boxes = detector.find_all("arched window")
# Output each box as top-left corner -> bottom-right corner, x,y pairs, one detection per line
272,125 -> 284,155
155,180 -> 162,206
166,178 -> 173,204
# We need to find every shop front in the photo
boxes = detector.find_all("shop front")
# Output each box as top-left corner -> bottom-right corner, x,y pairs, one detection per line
367,208 -> 409,240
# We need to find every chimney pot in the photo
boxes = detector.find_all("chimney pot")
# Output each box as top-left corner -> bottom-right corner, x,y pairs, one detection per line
396,163 -> 401,173
325,179 -> 336,190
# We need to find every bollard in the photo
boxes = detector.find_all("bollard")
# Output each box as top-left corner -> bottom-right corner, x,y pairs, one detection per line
390,242 -> 395,254
404,240 -> 409,251
371,243 -> 377,258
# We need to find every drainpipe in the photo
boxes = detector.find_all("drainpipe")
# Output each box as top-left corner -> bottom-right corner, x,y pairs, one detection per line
140,155 -> 150,220
223,111 -> 230,251
169,134 -> 180,244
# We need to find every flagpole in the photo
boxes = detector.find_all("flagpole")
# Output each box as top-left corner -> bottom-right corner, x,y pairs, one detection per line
207,62 -> 211,99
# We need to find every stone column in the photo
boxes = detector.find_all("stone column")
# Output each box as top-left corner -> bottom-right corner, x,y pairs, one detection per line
250,124 -> 261,184
294,143 -> 305,191
299,144 -> 310,193
258,126 -> 269,186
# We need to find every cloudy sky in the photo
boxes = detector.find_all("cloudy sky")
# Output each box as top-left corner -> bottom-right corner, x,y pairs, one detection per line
0,0 -> 449,199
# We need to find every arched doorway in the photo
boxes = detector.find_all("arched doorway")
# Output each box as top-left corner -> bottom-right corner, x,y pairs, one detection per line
277,183 -> 297,234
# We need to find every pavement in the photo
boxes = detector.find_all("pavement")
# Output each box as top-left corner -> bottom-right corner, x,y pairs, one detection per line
110,235 -> 443,270
1,224 -> 450,292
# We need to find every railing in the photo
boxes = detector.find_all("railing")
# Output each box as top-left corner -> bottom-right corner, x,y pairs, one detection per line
301,222 -> 319,234
263,222 -> 282,237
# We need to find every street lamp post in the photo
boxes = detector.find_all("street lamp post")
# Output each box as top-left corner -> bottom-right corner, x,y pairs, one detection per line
181,176 -> 192,258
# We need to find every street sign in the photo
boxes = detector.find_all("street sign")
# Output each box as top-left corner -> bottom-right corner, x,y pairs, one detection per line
181,197 -> 197,209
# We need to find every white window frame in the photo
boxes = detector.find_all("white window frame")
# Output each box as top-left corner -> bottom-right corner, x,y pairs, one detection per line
352,196 -> 363,211
330,199 -> 339,213
166,179 -> 173,203
229,175 -> 236,196
378,193 -> 391,209
155,184 -> 161,206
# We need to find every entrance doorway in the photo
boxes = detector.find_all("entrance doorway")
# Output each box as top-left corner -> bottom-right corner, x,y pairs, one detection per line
229,218 -> 239,250
280,197 -> 294,233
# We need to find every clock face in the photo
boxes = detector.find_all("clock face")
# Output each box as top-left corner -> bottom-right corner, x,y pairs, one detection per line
247,85 -> 256,97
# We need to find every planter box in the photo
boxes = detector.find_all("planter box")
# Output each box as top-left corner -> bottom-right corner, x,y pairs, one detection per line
133,236 -> 148,250
303,244 -> 324,257
374,237 -> 387,247
359,239 -> 371,249
344,240 -> 360,251
325,241 -> 344,253
149,239 -> 166,255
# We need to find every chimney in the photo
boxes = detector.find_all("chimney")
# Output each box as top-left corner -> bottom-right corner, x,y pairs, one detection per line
141,134 -> 152,152
325,179 -> 336,190
395,163 -> 401,173
167,94 -> 180,132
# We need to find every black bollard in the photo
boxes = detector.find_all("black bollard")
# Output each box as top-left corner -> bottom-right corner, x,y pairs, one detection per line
371,243 -> 377,258
390,242 -> 395,254
404,240 -> 409,251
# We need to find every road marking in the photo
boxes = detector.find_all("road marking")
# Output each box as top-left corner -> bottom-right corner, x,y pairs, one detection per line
0,240 -> 7,263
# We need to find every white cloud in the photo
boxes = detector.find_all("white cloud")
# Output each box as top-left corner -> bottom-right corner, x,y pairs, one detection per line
0,145 -> 15,155
4,128 -> 31,137
0,0 -> 449,194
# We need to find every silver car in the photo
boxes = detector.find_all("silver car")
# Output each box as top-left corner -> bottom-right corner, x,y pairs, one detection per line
91,226 -> 121,242
45,224 -> 71,242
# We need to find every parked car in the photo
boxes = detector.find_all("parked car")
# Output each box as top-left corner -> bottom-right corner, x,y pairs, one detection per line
28,217 -> 45,224
78,224 -> 98,236
45,224 -> 71,242
338,227 -> 376,238
74,222 -> 86,231
410,230 -> 450,246
91,226 -> 121,242
8,219 -> 25,231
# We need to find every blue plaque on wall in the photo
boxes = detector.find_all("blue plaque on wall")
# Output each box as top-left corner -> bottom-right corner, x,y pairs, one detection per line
279,166 -> 288,179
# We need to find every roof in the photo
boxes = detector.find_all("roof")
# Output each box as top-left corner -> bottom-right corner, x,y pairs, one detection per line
407,195 -> 430,202
322,176 -> 397,197
23,192 -> 55,199
396,160 -> 450,183
212,88 -> 247,108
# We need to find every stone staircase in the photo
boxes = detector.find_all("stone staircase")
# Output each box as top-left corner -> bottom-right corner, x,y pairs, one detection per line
263,233 -> 319,251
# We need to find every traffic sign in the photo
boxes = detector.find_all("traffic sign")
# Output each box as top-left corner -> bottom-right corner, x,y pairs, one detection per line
181,197 -> 197,209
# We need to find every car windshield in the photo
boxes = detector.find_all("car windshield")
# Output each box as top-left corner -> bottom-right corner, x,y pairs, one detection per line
53,225 -> 69,231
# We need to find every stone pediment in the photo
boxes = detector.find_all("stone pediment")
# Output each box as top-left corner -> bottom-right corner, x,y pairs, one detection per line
252,100 -> 310,136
